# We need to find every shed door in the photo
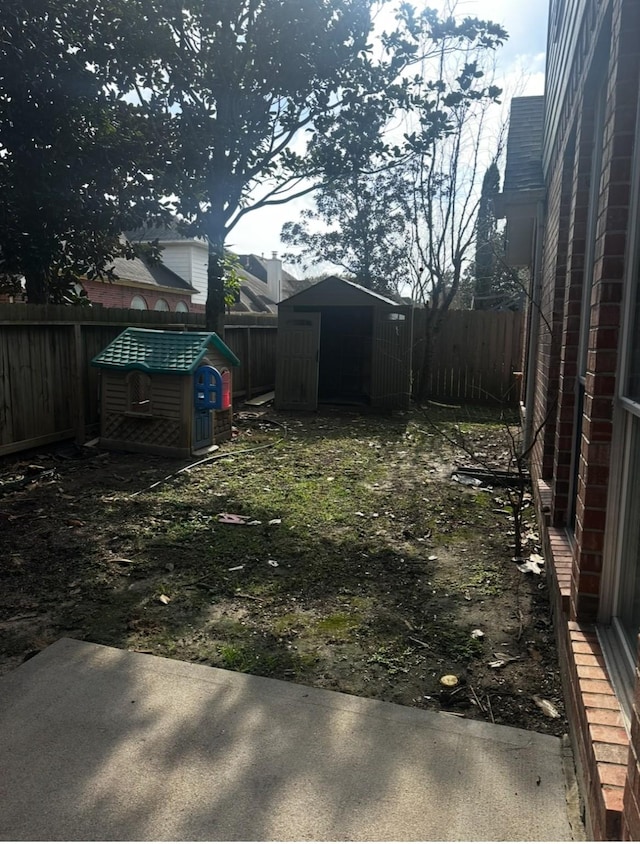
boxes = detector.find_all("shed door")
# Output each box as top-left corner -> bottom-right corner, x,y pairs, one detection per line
275,313 -> 321,411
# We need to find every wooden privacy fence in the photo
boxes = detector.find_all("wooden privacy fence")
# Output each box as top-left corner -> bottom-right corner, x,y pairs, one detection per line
1,304 -> 523,456
0,305 -> 276,456
413,309 -> 523,404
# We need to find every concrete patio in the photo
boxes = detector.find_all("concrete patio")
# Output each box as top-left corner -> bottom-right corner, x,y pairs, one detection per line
0,638 -> 578,840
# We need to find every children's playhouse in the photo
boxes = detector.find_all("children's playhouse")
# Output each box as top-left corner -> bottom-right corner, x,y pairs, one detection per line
91,328 -> 240,457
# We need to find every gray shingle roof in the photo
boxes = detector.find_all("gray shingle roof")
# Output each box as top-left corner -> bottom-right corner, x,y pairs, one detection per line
503,96 -> 545,194
111,256 -> 196,292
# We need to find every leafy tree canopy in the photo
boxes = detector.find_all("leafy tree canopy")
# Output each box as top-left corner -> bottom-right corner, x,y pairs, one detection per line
281,169 -> 413,293
0,0 -> 170,303
0,0 -> 507,320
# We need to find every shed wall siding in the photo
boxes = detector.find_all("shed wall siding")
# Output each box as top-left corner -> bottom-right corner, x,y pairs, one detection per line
149,375 -> 183,420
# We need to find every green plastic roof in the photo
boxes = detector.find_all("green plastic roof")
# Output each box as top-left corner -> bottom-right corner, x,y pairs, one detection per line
91,328 -> 240,374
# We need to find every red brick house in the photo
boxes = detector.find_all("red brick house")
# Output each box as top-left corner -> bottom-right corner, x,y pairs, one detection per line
500,0 -> 640,838
82,254 -> 196,312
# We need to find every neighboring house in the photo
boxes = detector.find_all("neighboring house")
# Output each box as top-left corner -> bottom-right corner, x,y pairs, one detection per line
499,1 -> 640,839
126,224 -> 304,314
1,223 -> 306,313
82,254 -> 196,313
0,250 -> 197,312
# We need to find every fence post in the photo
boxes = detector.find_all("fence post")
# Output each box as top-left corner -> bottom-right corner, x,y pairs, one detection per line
245,328 -> 252,399
73,323 -> 86,446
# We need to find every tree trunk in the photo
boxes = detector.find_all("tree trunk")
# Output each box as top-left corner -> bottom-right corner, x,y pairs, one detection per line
205,235 -> 226,335
23,268 -> 49,304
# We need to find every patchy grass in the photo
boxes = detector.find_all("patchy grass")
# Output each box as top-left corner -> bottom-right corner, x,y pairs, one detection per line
0,405 -> 565,735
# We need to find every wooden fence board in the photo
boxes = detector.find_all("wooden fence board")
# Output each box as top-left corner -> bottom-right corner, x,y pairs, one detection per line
412,309 -> 523,405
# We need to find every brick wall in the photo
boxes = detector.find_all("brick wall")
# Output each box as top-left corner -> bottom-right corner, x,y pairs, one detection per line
572,0 -> 639,623
551,95 -> 596,526
82,279 -> 192,312
531,130 -> 575,483
530,0 -> 640,838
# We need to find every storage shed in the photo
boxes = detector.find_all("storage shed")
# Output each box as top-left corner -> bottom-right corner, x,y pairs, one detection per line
275,276 -> 412,411
92,328 -> 240,457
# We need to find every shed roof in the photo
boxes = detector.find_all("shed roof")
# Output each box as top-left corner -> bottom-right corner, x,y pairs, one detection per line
280,275 -> 406,308
503,96 -> 545,194
91,328 -> 240,374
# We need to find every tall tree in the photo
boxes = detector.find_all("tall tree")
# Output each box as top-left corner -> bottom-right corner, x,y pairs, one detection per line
0,0 -> 168,303
471,162 -> 523,310
395,39 -> 505,398
126,0 -> 414,329
279,9 -> 506,305
131,1 -> 507,330
281,168 -> 412,294
473,162 -> 501,309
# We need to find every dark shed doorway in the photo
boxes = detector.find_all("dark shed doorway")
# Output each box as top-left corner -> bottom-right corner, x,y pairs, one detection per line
318,306 -> 373,404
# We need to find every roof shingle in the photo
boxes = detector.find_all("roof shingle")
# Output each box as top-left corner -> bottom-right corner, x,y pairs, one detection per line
503,96 -> 545,194
91,328 -> 240,373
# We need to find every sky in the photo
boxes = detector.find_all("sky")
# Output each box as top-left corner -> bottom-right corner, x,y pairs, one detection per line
228,0 -> 549,270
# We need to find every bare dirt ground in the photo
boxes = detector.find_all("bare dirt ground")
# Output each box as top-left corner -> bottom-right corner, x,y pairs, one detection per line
0,404 -> 566,736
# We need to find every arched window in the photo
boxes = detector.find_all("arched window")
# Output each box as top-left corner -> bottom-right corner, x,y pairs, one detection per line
130,295 -> 148,310
175,301 -> 189,313
154,298 -> 170,311
126,371 -> 152,414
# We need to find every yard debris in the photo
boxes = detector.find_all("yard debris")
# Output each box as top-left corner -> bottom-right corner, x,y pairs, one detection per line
158,594 -> 171,605
218,513 -> 262,526
227,565 -> 244,572
469,684 -> 486,713
428,554 -> 438,561
451,473 -> 483,487
470,628 -> 485,639
488,652 -> 521,669
267,559 -> 279,567
440,674 -> 459,688
517,555 -> 544,575
268,518 -> 282,526
66,518 -> 85,528
532,695 -> 561,719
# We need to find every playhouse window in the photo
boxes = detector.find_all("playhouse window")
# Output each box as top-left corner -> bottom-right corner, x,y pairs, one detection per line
127,371 -> 152,414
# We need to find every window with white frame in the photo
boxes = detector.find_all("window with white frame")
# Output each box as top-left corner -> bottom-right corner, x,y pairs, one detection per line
130,295 -> 147,310
600,103 -> 640,722
154,298 -> 170,311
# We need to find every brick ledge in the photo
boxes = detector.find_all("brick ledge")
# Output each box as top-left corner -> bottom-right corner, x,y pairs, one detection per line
533,478 -> 628,839
567,622 -> 627,839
